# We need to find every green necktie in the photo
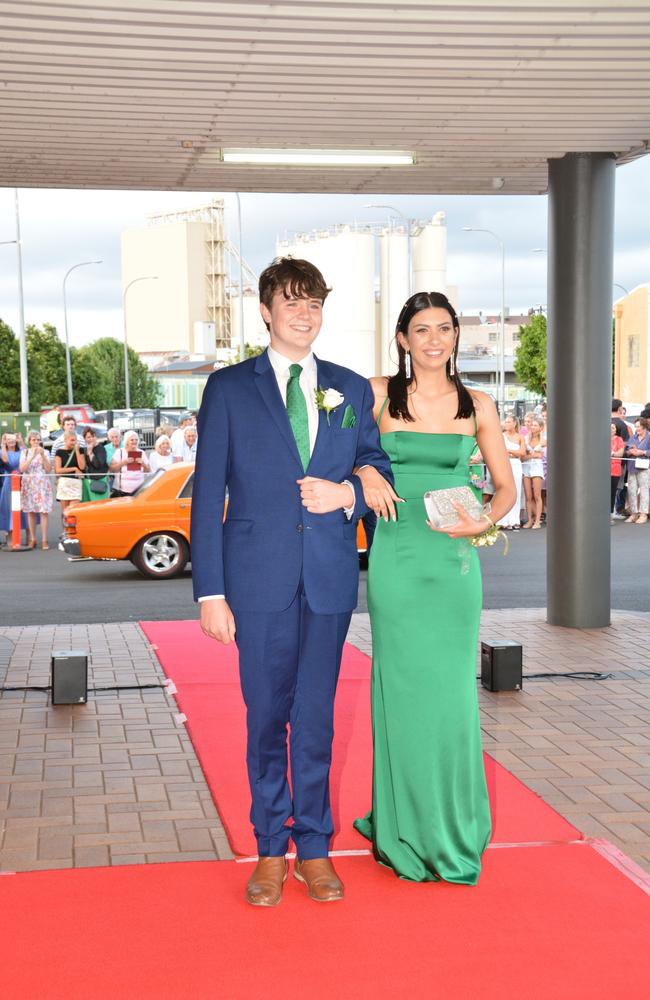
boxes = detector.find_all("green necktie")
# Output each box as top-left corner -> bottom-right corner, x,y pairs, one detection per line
286,363 -> 310,470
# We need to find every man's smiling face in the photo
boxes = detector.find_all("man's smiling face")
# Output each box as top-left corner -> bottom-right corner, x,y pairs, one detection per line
260,289 -> 324,361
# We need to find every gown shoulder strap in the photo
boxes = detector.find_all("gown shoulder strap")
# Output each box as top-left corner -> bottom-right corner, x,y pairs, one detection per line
376,395 -> 390,425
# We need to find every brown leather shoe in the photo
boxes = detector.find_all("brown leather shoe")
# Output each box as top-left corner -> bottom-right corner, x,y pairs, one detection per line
245,856 -> 288,907
294,857 -> 344,902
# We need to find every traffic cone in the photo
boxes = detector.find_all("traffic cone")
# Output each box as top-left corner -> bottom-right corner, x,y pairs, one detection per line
7,471 -> 30,551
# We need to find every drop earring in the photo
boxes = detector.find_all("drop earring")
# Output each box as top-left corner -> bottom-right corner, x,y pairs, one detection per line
449,352 -> 456,377
405,351 -> 412,380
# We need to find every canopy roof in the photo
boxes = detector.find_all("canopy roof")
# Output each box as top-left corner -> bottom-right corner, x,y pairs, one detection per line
1,0 -> 649,194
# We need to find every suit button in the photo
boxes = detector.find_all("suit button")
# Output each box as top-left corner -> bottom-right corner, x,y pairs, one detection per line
296,524 -> 304,533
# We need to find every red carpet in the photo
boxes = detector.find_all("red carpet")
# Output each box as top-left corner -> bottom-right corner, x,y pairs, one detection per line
3,848 -> 649,999
140,620 -> 580,857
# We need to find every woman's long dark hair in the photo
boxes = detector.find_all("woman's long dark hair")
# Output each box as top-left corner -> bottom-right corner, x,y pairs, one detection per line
387,291 -> 475,423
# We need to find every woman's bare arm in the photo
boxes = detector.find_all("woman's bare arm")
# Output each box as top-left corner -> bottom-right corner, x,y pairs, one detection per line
353,375 -> 401,521
474,393 -> 517,522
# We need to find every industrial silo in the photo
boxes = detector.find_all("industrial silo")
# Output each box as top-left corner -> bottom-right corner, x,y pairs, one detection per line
229,288 -> 269,350
276,225 -> 375,376
413,211 -> 447,295
379,227 -> 409,375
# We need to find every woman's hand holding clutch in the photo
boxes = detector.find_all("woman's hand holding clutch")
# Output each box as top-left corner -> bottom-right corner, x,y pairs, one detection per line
427,501 -> 491,539
355,466 -> 404,522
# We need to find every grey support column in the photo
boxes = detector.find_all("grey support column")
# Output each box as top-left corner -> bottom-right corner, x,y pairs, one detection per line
547,153 -> 615,627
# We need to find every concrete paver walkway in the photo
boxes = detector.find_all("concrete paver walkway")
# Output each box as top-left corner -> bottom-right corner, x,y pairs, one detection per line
0,623 -> 232,871
1,610 -> 649,874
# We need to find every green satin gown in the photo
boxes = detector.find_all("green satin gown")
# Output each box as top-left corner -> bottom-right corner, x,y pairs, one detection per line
354,428 -> 492,884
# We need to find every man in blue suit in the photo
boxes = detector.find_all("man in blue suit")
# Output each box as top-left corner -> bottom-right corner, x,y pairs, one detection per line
191,257 -> 392,906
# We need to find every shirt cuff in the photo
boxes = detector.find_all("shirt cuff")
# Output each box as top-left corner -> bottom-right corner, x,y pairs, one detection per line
342,480 -> 355,519
198,595 -> 225,602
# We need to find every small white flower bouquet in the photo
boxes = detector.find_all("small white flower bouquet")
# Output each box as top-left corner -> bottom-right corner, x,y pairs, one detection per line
315,386 -> 345,424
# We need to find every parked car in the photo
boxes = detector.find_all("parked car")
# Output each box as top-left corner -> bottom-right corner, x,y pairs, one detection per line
60,463 -> 370,579
41,403 -> 100,428
94,408 -> 185,449
94,408 -> 134,431
95,409 -> 184,431
40,404 -> 108,450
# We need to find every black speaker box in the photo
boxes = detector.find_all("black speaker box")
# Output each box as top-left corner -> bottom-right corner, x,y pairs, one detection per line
480,640 -> 522,692
51,650 -> 88,705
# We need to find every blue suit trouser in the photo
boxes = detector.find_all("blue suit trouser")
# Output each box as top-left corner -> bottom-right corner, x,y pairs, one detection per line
234,588 -> 352,859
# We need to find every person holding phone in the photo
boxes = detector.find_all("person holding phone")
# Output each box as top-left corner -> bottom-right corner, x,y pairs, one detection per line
610,422 -> 626,524
19,430 -> 53,548
109,430 -> 150,496
522,416 -> 545,528
624,417 -> 650,524
54,430 -> 86,518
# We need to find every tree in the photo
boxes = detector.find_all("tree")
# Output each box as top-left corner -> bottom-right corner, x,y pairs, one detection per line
72,337 -> 161,408
514,314 -> 547,396
0,319 -> 20,410
1,324 -> 161,411
26,322 -> 68,408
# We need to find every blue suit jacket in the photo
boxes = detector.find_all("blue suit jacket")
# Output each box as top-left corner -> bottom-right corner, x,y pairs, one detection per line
190,350 -> 392,613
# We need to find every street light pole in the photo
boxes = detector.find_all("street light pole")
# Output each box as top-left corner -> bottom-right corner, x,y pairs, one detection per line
463,226 -> 506,410
123,276 -> 157,409
14,191 -> 29,413
234,193 -> 245,362
366,203 -> 412,293
2,192 -> 29,411
62,259 -> 103,405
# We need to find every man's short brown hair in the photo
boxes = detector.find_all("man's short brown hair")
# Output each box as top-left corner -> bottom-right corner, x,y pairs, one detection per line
259,257 -> 331,321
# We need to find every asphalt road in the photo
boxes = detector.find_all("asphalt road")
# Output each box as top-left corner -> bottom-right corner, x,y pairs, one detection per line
2,515 -> 648,625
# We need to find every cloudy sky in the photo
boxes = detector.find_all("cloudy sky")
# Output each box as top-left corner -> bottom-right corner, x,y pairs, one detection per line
1,156 -> 649,349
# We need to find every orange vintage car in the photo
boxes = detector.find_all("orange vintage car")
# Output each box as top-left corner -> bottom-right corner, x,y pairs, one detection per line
61,463 -> 369,579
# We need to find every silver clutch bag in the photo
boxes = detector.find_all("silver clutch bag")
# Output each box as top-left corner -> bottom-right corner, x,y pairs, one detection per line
424,486 -> 483,528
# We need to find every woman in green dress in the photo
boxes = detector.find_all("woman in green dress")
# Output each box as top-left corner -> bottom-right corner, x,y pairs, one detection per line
354,292 -> 516,885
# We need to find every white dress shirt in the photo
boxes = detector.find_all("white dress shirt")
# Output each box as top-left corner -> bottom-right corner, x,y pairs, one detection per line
170,426 -> 186,452
267,345 -> 320,456
199,346 -> 355,603
172,438 -> 197,463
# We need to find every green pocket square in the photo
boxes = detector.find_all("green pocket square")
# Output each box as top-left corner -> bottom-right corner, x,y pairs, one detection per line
341,404 -> 357,428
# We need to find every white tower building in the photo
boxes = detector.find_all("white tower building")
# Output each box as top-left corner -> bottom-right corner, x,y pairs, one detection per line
121,201 -> 231,356
379,228 -> 409,375
277,225 -> 375,377
378,212 -> 449,375
277,212 -> 450,377
413,211 -> 447,296
230,287 -> 268,351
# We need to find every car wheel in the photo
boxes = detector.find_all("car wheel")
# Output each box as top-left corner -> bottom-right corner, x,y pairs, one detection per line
131,532 -> 189,579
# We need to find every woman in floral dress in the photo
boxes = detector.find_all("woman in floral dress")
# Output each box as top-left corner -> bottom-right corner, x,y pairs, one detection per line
20,429 -> 54,548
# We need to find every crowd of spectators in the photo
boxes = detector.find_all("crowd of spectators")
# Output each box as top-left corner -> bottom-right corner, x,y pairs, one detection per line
3,398 -> 649,547
470,396 -> 650,530
0,412 -> 198,547
611,399 -> 650,525
472,402 -> 549,530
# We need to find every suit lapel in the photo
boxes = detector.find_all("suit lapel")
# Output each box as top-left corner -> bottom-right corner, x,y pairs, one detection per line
253,350 -> 303,469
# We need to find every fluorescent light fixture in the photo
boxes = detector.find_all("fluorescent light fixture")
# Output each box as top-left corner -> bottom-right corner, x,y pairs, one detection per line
220,149 -> 415,167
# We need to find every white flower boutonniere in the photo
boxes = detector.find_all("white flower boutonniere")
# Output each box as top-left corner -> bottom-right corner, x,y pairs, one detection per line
315,386 -> 344,424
